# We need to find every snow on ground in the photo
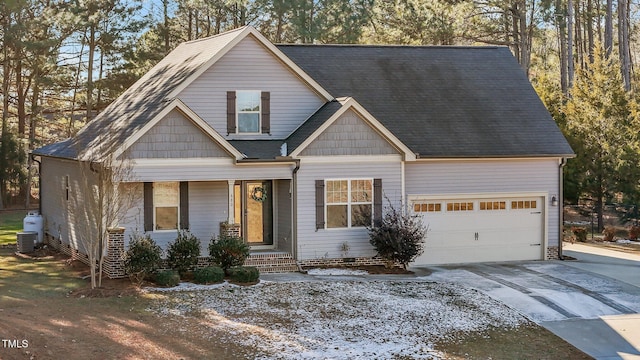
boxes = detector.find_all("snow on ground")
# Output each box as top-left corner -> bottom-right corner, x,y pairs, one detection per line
306,268 -> 369,276
148,280 -> 528,359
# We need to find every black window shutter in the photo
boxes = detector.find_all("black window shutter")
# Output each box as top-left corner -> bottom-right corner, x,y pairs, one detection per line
227,91 -> 236,135
143,182 -> 153,232
180,182 -> 189,230
315,180 -> 325,230
373,178 -> 382,224
261,91 -> 270,134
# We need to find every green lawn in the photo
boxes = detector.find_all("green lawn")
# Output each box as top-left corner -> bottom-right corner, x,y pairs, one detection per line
0,210 -> 26,245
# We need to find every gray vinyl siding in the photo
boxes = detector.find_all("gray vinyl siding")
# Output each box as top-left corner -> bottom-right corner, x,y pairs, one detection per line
295,160 -> 403,260
120,181 -> 228,255
131,162 -> 294,182
128,109 -> 230,159
299,109 -> 400,156
405,158 -> 561,246
177,35 -> 325,139
40,156 -> 97,255
275,179 -> 292,253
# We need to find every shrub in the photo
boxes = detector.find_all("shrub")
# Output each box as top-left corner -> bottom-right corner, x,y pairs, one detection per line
629,226 -> 640,241
193,266 -> 225,284
603,226 -> 616,242
166,230 -> 201,276
124,232 -> 163,285
209,233 -> 250,272
228,266 -> 260,284
367,201 -> 426,269
572,227 -> 588,242
155,270 -> 180,287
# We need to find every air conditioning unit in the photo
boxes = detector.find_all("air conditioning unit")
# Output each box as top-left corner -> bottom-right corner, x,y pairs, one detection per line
17,232 -> 37,253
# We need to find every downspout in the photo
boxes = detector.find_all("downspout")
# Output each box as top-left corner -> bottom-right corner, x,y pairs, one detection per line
558,158 -> 567,260
30,153 -> 42,214
291,159 -> 301,270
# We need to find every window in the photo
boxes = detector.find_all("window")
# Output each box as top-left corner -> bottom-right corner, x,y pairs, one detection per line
326,179 -> 372,228
446,202 -> 474,211
413,202 -> 442,212
65,175 -> 70,201
154,182 -> 179,230
511,200 -> 537,209
237,90 -> 261,133
479,201 -> 506,211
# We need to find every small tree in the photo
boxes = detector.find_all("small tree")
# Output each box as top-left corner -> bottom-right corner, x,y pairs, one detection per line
209,233 -> 250,272
166,230 -> 201,276
124,232 -> 163,285
367,202 -> 427,269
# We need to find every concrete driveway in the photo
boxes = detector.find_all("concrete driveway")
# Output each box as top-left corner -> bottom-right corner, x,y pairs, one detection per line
414,243 -> 640,360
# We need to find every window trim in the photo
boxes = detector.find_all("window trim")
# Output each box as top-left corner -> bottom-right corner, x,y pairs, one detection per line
236,90 -> 262,134
153,182 -> 180,232
324,178 -> 373,229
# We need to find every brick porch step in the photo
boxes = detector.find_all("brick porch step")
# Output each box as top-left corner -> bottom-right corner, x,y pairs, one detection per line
244,252 -> 299,273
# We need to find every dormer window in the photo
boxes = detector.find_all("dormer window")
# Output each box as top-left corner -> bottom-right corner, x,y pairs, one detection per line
227,90 -> 270,135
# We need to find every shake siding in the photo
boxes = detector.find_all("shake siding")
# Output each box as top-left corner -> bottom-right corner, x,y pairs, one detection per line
299,109 -> 400,156
275,179 -> 292,252
405,159 -> 561,246
129,109 -> 230,159
177,35 -> 325,139
296,160 -> 403,260
131,162 -> 294,182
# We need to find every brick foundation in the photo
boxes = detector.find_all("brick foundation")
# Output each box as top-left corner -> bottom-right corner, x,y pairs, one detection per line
547,246 -> 559,260
220,222 -> 241,237
298,256 -> 397,268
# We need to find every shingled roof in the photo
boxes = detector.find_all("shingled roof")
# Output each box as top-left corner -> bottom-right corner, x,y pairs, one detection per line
279,44 -> 573,158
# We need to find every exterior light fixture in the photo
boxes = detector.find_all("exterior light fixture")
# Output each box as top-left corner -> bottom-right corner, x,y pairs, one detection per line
551,195 -> 558,207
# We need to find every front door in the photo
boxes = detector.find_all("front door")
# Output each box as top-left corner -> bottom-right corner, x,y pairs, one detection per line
236,181 -> 273,247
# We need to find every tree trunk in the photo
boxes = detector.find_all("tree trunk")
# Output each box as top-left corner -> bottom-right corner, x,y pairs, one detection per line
0,10 -> 11,210
618,0 -> 631,91
86,24 -> 95,122
586,0 -> 593,63
604,0 -> 613,55
567,0 -> 574,88
163,0 -> 169,54
556,0 -> 568,94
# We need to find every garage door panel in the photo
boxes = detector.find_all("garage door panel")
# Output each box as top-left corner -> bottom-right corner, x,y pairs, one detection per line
412,195 -> 544,265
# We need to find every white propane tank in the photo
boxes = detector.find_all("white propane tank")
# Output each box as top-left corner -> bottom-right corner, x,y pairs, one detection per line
23,211 -> 44,244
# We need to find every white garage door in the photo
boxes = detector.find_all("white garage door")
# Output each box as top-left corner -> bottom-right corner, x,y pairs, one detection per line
411,196 -> 544,265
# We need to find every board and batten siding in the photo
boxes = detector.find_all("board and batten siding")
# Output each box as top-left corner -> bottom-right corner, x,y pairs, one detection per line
177,35 -> 325,139
299,109 -> 400,156
405,158 -> 561,247
120,181 -> 228,255
295,159 -> 403,260
130,161 -> 294,182
128,109 -> 230,159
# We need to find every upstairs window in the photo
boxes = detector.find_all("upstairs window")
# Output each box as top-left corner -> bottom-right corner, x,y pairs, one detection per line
237,90 -> 261,133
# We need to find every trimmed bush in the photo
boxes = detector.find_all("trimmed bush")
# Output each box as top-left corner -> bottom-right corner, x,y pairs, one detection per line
603,226 -> 616,242
629,226 -> 640,240
367,201 -> 426,269
155,270 -> 180,287
193,266 -> 225,284
166,230 -> 201,276
228,266 -> 260,284
572,227 -> 588,242
124,232 -> 163,285
209,234 -> 250,272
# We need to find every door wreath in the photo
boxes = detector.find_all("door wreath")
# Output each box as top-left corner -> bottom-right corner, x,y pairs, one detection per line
251,186 -> 267,202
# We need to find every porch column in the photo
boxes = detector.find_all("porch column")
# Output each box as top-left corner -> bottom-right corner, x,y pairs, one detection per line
227,180 -> 235,224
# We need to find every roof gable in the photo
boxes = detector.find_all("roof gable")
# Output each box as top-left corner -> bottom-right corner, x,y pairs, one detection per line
289,97 -> 415,160
115,99 -> 244,160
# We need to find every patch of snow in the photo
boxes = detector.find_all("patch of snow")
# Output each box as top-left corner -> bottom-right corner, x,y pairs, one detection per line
148,280 -> 527,359
306,268 -> 368,276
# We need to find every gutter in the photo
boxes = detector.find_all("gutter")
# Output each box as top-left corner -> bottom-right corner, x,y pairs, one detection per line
558,158 -> 567,260
291,159 -> 301,269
